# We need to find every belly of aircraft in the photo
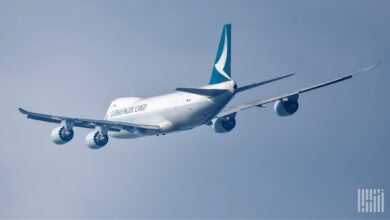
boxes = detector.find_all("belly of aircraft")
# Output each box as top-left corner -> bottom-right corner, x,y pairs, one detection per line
109,94 -> 233,139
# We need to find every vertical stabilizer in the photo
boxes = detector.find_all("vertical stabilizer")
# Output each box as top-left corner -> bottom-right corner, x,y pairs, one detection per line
209,24 -> 232,84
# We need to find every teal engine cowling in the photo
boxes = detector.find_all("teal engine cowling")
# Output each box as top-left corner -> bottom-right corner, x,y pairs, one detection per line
274,99 -> 299,116
213,116 -> 236,133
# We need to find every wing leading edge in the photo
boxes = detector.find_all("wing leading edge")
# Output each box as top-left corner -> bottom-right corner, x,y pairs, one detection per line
217,63 -> 380,118
18,108 -> 160,132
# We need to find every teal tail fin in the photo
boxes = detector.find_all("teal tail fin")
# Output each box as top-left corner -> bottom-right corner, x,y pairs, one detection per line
209,24 -> 232,85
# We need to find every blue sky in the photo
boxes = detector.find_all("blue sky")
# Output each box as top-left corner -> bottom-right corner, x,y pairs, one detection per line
0,0 -> 389,218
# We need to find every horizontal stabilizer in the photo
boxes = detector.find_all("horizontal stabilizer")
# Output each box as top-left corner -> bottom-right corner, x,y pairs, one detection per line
235,73 -> 295,93
175,88 -> 229,96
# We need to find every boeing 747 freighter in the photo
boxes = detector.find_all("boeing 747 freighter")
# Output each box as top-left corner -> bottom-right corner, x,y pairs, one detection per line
19,24 -> 379,149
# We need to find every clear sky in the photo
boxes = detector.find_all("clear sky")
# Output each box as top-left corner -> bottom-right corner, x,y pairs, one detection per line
0,0 -> 389,218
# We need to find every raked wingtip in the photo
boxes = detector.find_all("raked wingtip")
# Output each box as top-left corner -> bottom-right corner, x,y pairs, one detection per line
352,62 -> 381,76
18,107 -> 28,114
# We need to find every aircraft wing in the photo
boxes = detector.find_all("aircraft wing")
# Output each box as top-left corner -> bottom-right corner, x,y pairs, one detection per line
18,108 -> 160,132
217,63 -> 380,118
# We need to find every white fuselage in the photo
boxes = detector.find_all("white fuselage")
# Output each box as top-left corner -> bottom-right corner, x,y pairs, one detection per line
105,80 -> 236,139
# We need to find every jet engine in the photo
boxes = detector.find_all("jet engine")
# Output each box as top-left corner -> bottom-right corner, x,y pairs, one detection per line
274,95 -> 299,116
85,130 -> 109,149
50,126 -> 74,145
213,115 -> 236,133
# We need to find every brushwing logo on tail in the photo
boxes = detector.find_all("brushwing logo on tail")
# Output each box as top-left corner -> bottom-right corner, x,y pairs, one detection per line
214,31 -> 231,80
209,24 -> 231,85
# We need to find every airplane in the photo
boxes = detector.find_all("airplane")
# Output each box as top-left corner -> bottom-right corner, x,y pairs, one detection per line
19,24 -> 380,149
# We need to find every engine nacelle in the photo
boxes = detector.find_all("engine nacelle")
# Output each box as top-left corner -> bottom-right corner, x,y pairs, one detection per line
213,117 -> 236,133
50,126 -> 74,145
85,130 -> 109,149
274,99 -> 299,116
